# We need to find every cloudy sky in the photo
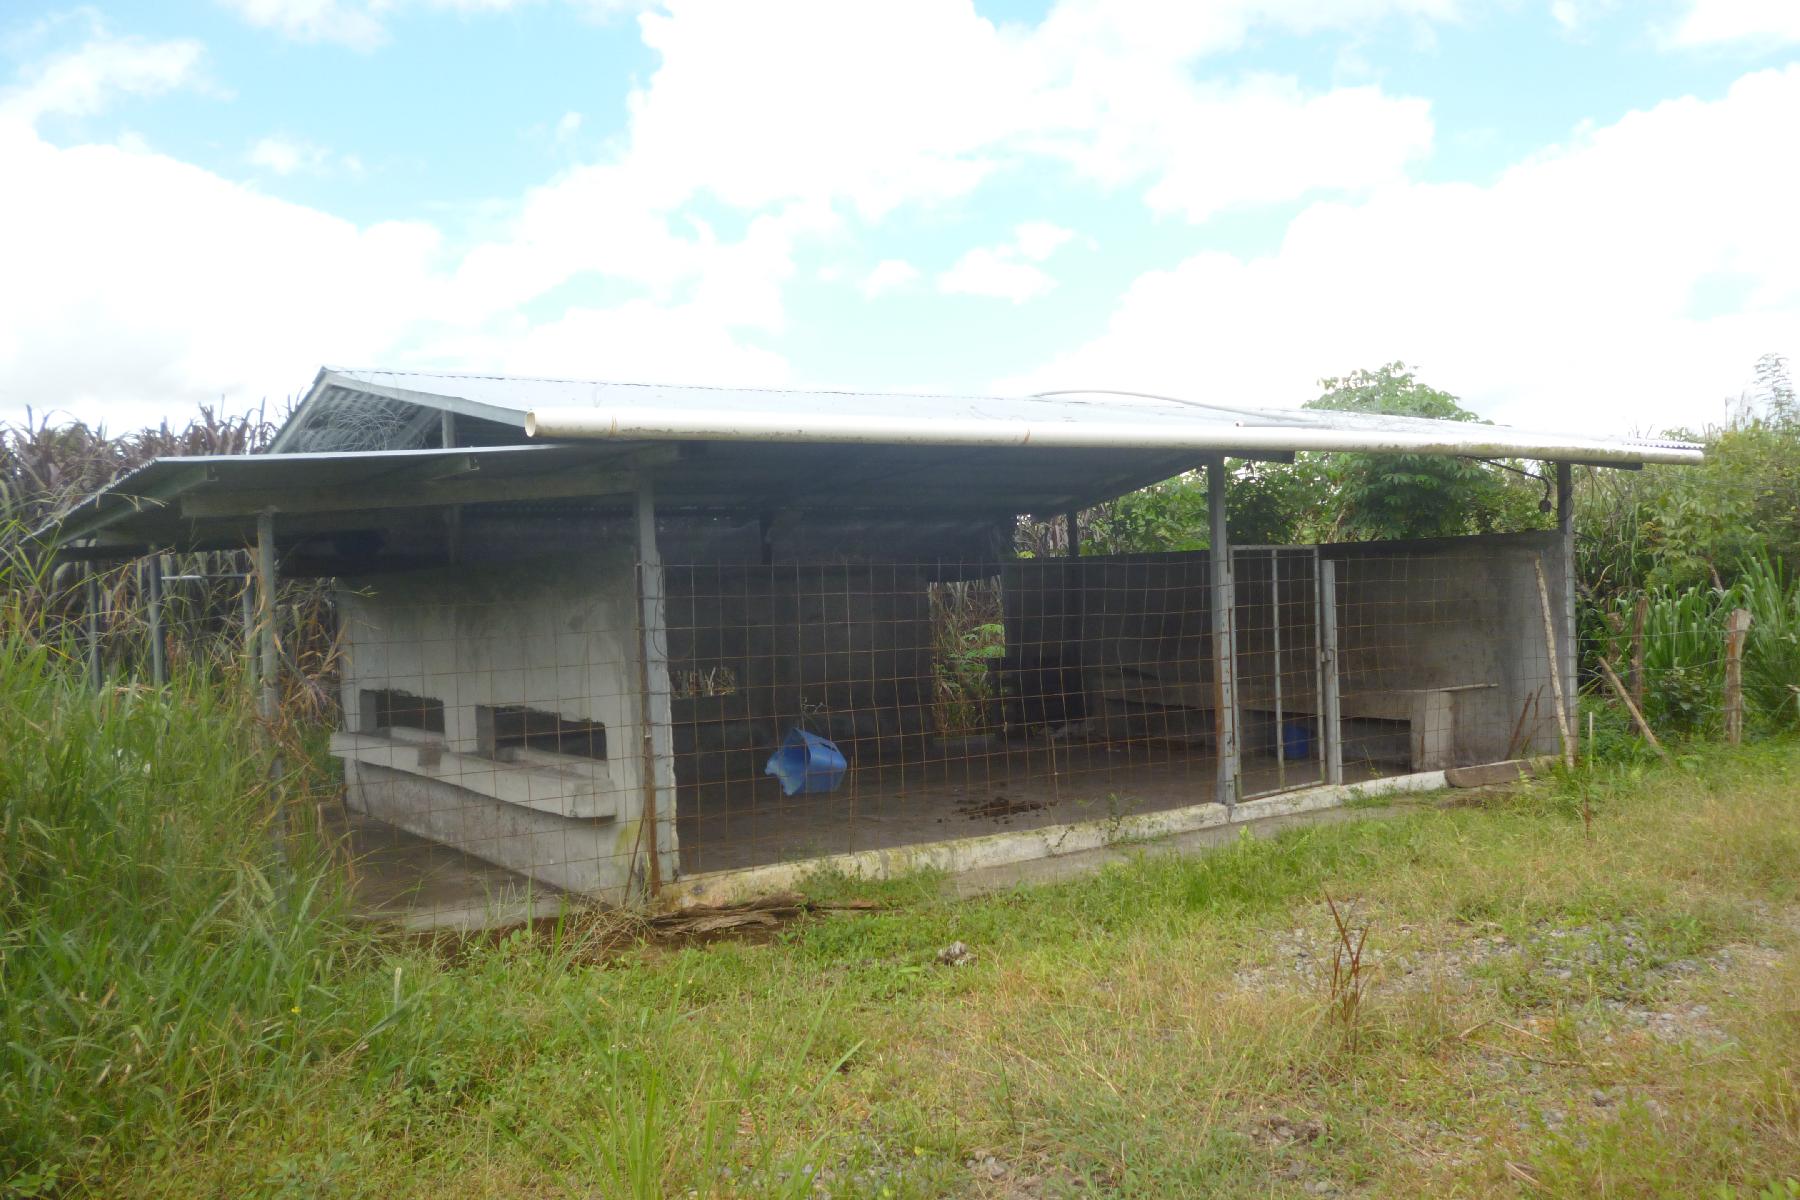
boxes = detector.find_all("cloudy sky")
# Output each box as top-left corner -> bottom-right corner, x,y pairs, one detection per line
1,0 -> 1796,436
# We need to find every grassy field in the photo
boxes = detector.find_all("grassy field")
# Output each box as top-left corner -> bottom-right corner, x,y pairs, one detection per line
4,626 -> 1798,1196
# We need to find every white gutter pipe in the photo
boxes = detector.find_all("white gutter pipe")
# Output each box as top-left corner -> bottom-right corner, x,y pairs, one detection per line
524,406 -> 1704,466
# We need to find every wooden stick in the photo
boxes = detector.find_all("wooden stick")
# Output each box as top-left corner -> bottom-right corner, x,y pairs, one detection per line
1504,691 -> 1538,761
1724,607 -> 1752,745
1533,557 -> 1575,769
1596,656 -> 1672,764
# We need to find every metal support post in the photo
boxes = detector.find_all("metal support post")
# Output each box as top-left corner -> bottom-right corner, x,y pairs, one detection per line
441,410 -> 463,563
1271,551 -> 1285,788
1556,461 -> 1577,748
1206,457 -> 1240,811
633,471 -> 674,896
1319,558 -> 1344,785
145,554 -> 168,686
1065,509 -> 1081,557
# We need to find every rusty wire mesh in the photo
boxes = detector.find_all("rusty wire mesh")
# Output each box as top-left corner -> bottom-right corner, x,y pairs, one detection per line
71,524 -> 1793,932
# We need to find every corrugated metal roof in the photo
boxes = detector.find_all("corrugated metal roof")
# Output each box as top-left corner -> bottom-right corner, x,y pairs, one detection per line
51,365 -> 1703,557
47,438 -> 1204,553
276,368 -> 1703,460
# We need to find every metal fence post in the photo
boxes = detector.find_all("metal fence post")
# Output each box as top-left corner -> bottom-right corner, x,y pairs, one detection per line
145,554 -> 168,686
1206,457 -> 1239,811
1556,462 -> 1577,736
1271,550 -> 1285,789
1318,558 -> 1343,786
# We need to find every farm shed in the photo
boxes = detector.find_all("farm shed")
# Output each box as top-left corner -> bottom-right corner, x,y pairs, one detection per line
51,369 -> 1704,915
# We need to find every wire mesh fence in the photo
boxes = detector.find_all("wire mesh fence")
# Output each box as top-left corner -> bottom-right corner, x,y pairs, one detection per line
36,525 -> 1797,930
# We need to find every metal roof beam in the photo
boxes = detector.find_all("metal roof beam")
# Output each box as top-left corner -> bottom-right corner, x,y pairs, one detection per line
180,464 -> 638,518
525,405 -> 1705,466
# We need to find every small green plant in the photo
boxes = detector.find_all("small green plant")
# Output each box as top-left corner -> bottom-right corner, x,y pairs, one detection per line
927,578 -> 1006,734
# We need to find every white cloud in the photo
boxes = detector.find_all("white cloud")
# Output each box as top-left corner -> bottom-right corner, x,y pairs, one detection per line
217,0 -> 550,51
419,300 -> 793,385
619,0 -> 1442,221
939,249 -> 1055,304
246,134 -> 332,175
1134,79 -> 1432,220
0,31 -> 205,121
939,222 -> 1077,303
1548,0 -> 1617,32
0,108 -> 806,427
218,0 -> 389,51
859,259 -> 920,298
1014,221 -> 1074,262
214,0 -> 1445,219
1004,67 -> 1800,436
1664,0 -> 1800,46
25,0 -> 1783,442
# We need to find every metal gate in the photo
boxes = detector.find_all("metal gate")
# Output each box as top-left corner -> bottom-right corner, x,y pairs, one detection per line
1231,546 -> 1336,801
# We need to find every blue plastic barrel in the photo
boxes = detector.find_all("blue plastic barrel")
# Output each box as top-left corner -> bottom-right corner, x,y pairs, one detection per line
764,728 -> 848,796
1282,719 -> 1312,762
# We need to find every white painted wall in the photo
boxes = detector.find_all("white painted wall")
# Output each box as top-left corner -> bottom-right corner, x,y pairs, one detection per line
334,546 -> 679,900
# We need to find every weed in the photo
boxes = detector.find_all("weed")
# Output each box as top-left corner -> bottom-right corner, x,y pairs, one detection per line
1324,893 -> 1371,1049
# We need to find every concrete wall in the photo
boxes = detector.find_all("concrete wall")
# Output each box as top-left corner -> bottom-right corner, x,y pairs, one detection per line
334,546 -> 678,900
1003,532 -> 1566,770
1002,555 -> 1218,742
1322,531 -> 1568,765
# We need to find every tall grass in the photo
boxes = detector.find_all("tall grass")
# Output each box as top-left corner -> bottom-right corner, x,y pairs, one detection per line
1735,553 -> 1800,729
1595,552 -> 1800,736
0,609 -> 357,1190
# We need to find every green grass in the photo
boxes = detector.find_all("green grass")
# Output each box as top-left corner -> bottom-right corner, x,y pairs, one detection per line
4,630 -> 1798,1196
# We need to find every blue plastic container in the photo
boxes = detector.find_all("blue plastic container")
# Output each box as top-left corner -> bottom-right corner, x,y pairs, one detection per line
764,728 -> 848,796
1282,718 -> 1313,762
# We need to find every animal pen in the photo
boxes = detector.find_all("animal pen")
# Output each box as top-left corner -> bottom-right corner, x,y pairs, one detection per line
49,370 -> 1704,925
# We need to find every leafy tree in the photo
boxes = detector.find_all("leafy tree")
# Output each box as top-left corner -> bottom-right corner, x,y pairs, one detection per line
1080,472 -> 1212,554
1023,362 -> 1556,555
1303,363 -> 1550,541
1577,353 -> 1800,597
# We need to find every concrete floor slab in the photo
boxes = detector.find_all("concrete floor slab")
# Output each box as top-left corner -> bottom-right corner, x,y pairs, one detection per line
666,767 -> 1446,907
329,808 -> 574,932
674,740 -> 1392,875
